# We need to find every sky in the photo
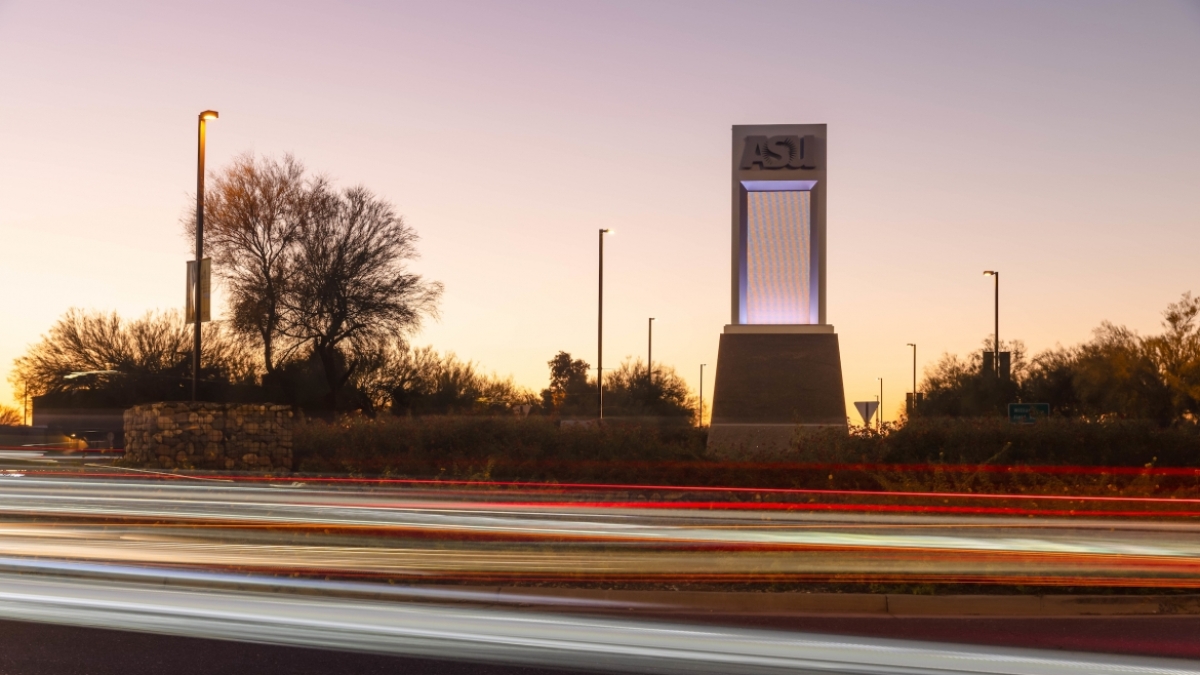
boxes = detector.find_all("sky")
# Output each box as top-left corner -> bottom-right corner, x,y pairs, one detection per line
1,0 -> 1198,423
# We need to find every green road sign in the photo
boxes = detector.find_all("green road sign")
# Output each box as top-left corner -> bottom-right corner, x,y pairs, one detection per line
1008,403 -> 1050,424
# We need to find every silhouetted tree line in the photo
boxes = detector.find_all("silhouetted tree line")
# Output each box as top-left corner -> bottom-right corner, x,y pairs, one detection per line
9,153 -> 446,415
10,155 -> 697,419
918,293 -> 1200,425
10,313 -> 694,420
10,309 -> 257,410
539,351 -> 696,420
354,344 -> 537,415
7,306 -> 538,416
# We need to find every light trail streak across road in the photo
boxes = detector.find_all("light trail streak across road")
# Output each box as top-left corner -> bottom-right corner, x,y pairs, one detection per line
0,566 -> 1196,675
0,474 -> 1198,587
0,472 -> 1199,669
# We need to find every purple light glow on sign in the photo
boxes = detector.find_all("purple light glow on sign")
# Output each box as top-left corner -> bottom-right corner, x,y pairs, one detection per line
744,190 -> 812,324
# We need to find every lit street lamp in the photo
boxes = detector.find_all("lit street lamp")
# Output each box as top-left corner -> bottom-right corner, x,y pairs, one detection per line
983,270 -> 999,375
598,228 -> 612,419
194,110 -> 218,401
699,363 -> 706,428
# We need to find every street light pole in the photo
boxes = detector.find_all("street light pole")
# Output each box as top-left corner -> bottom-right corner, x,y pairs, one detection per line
878,377 -> 883,431
984,270 -> 999,375
193,110 -> 218,402
647,318 -> 655,386
699,363 -> 706,428
598,229 -> 611,419
906,343 -> 917,415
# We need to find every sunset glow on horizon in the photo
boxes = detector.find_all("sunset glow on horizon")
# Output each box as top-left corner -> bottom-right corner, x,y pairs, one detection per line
2,0 -> 1198,421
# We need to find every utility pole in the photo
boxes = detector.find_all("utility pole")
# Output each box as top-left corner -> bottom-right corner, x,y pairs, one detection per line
984,270 -> 999,375
906,343 -> 917,415
598,228 -> 612,419
878,377 -> 883,431
647,318 -> 655,386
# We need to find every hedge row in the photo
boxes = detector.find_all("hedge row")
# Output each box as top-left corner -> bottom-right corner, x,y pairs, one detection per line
292,416 -> 1200,493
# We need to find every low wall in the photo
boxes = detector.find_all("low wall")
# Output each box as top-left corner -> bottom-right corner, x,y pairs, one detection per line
560,416 -> 694,429
31,408 -> 125,436
123,402 -> 293,471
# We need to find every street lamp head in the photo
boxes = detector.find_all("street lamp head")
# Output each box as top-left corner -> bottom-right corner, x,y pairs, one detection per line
600,228 -> 613,235
983,270 -> 996,276
906,343 -> 915,347
200,110 -> 219,120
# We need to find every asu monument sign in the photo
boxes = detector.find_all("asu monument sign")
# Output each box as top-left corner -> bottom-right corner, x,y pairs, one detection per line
708,124 -> 847,452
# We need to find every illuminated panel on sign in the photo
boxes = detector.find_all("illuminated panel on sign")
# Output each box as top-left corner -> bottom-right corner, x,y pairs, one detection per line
745,190 -> 811,324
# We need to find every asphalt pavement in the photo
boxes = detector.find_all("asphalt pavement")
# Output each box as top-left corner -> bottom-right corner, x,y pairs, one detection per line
0,569 -> 1196,675
0,466 -> 1198,670
0,472 -> 1197,586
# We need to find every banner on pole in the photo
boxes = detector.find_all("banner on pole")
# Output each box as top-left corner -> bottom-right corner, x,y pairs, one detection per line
186,258 -> 211,323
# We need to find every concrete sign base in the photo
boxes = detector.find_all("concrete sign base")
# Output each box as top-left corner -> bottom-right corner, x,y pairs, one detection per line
708,331 -> 847,454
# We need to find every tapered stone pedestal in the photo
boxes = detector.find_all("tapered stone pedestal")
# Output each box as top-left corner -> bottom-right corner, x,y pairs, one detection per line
707,328 -> 847,454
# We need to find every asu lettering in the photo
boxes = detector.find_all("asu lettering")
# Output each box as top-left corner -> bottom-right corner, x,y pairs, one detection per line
740,135 -> 818,170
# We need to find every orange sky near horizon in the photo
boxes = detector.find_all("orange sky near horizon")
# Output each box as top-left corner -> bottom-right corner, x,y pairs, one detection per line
1,0 -> 1198,424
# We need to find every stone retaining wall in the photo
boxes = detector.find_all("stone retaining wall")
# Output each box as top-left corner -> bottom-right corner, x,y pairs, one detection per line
123,402 -> 293,471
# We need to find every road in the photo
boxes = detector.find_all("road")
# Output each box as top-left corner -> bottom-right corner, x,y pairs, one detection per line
0,468 -> 1198,670
0,471 -> 1198,586
0,618 -> 579,675
0,566 -> 1197,675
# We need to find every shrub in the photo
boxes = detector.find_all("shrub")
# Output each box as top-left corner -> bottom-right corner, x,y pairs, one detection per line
294,416 -> 707,481
292,415 -> 1200,499
878,417 -> 1200,467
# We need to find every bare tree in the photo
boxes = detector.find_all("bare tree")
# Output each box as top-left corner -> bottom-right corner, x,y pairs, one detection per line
281,186 -> 442,409
0,406 -> 20,426
10,309 -> 256,397
185,154 -> 315,375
